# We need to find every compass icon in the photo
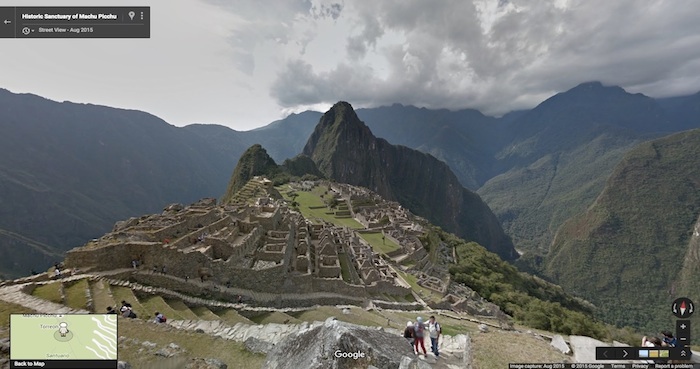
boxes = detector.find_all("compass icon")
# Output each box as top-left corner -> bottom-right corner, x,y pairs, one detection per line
672,297 -> 694,318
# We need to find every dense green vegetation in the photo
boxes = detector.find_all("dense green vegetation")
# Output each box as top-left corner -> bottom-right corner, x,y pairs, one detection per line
547,129 -> 700,342
437,227 -> 608,338
478,83 -> 676,261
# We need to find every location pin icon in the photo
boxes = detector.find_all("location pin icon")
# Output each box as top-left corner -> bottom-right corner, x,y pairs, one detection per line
128,11 -> 135,20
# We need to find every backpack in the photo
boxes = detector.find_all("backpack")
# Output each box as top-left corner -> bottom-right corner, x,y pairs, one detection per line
161,315 -> 167,323
129,310 -> 137,319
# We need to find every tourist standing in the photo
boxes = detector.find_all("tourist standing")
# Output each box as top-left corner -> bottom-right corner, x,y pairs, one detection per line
428,316 -> 442,357
413,316 -> 428,355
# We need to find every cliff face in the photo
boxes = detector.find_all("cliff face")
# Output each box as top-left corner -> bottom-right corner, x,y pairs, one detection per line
303,102 -> 517,260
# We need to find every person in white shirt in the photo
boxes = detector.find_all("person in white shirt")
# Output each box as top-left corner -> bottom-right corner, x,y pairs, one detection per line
428,316 -> 442,357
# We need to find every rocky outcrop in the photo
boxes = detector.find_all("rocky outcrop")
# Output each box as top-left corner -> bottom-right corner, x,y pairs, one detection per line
185,358 -> 228,369
263,318 -> 414,369
550,335 -> 571,355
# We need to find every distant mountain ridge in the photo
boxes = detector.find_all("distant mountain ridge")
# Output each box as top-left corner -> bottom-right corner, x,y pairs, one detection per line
2,82 -> 700,281
302,101 -> 517,260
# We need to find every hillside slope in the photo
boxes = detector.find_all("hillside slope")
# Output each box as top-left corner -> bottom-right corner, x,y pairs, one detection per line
303,101 -> 517,260
546,129 -> 700,338
0,90 -> 236,277
478,82 -> 675,261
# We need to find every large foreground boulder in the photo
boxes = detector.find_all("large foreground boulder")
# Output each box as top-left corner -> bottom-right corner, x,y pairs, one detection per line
263,318 -> 414,369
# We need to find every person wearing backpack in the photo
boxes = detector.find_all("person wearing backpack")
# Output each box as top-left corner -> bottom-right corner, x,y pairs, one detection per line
428,316 -> 442,357
154,312 -> 167,323
413,316 -> 427,355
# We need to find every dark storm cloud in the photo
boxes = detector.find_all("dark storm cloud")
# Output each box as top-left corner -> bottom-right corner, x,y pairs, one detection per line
270,0 -> 700,114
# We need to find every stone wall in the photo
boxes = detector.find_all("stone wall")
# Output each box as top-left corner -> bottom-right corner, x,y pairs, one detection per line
151,210 -> 219,242
365,280 -> 412,296
170,215 -> 233,249
208,240 -> 234,261
317,264 -> 341,278
64,242 -> 162,270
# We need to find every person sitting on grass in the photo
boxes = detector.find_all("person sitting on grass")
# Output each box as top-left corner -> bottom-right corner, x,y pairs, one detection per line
154,312 -> 167,323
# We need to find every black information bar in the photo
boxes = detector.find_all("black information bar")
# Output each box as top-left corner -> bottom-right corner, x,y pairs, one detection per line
10,360 -> 117,368
596,346 -> 692,361
509,364 -> 700,369
0,6 -> 150,38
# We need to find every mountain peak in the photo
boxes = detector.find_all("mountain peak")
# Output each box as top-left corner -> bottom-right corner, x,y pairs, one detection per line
322,101 -> 364,129
564,81 -> 627,96
302,103 -> 517,260
223,144 -> 279,203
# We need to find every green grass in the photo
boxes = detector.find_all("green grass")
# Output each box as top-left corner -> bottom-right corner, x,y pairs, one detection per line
281,185 -> 364,228
109,285 -> 147,319
117,317 -> 265,369
359,232 -> 400,254
63,279 -> 89,310
0,300 -> 37,333
32,282 -> 63,304
89,279 -> 116,313
214,309 -> 253,325
471,329 -> 568,369
338,252 -> 352,282
249,311 -> 301,325
191,306 -> 221,320
140,295 -> 181,320
165,299 -> 199,320
395,269 -> 442,302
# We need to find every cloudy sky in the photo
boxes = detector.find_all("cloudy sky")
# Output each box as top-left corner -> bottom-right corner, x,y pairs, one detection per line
2,0 -> 699,130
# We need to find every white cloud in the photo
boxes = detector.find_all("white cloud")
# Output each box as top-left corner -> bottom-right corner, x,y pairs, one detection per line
2,0 -> 699,129
268,0 -> 700,115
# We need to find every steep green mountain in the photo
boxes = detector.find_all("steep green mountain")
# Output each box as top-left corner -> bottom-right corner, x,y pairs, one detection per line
302,101 -> 517,260
222,144 -> 281,202
478,82 -> 677,262
280,155 -> 324,179
0,89 -> 239,277
546,129 -> 700,340
223,144 -> 322,203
